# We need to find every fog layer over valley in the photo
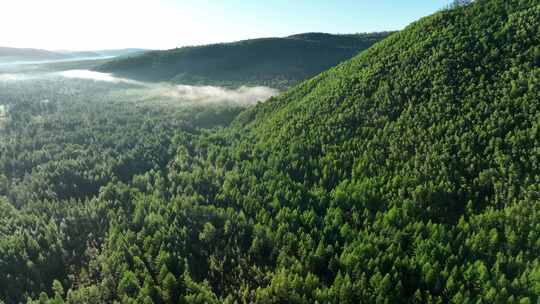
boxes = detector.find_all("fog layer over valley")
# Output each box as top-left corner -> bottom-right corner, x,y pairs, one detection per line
0,65 -> 278,106
0,60 -> 264,216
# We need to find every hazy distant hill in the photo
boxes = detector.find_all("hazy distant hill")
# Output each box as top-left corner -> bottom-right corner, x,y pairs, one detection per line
0,47 -> 70,62
55,50 -> 102,58
97,32 -> 392,89
94,48 -> 148,57
0,47 -> 148,63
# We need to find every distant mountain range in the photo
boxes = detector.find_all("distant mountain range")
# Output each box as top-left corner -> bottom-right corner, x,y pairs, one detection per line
97,32 -> 392,89
0,47 -> 147,63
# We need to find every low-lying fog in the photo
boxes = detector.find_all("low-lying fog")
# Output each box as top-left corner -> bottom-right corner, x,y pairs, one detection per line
58,70 -> 138,83
0,67 -> 278,105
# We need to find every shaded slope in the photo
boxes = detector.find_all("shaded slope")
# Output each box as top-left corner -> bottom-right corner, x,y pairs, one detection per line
97,32 -> 391,89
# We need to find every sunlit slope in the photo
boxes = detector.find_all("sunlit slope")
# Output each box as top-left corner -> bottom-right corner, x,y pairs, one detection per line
97,32 -> 391,89
227,0 -> 540,299
237,0 -> 540,213
212,0 -> 540,303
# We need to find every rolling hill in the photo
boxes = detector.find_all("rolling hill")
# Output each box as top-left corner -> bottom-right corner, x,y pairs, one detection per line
221,0 -> 539,301
97,32 -> 392,89
93,48 -> 148,57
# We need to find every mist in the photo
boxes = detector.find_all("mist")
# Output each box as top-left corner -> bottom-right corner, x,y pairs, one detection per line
57,70 -> 142,85
144,84 -> 278,105
61,70 -> 278,104
0,73 -> 30,81
0,68 -> 279,105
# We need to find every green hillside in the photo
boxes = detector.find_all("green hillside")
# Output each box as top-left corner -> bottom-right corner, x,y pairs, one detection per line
97,32 -> 391,89
1,0 -> 540,303
224,0 -> 540,301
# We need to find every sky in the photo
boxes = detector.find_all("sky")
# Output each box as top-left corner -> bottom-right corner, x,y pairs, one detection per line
0,0 -> 454,51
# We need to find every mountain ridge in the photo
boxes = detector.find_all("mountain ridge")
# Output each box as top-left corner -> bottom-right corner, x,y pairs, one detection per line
97,32 -> 393,89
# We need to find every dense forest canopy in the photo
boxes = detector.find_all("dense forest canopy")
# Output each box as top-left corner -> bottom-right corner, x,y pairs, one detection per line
1,0 -> 540,303
97,32 -> 391,89
0,72 -> 248,304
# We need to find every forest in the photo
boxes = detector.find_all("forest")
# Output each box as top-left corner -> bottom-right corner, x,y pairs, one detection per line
1,0 -> 540,303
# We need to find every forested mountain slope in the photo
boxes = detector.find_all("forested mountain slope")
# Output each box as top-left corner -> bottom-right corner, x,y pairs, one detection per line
236,0 -> 540,212
225,0 -> 539,301
97,32 -> 391,89
2,0 -> 540,303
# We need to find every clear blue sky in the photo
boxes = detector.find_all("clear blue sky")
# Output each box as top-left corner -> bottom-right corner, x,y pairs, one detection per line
193,0 -> 453,36
1,0 -> 453,50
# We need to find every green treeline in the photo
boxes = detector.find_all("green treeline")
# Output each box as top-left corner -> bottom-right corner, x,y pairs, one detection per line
1,0 -> 540,303
97,32 -> 391,89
